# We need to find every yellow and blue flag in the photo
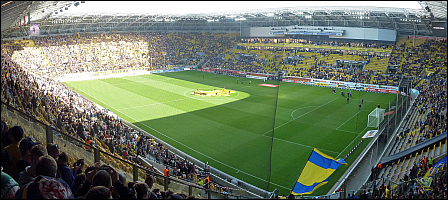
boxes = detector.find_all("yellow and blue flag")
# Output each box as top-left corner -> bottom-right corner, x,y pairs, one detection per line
418,155 -> 447,191
424,156 -> 446,178
291,148 -> 347,195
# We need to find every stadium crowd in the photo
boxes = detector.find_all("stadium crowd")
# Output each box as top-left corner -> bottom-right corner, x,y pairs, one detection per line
1,31 -> 447,199
1,39 -> 233,199
410,76 -> 447,145
400,39 -> 446,77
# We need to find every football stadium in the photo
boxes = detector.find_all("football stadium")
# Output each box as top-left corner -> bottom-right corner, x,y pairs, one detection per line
1,1 -> 446,199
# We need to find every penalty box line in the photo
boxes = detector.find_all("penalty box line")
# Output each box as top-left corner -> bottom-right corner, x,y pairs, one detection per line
261,97 -> 339,136
65,82 -> 293,191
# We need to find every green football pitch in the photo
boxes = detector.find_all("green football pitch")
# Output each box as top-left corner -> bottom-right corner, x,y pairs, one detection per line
64,70 -> 395,196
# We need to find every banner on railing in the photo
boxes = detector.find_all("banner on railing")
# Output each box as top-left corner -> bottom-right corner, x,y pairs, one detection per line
149,68 -> 183,74
362,130 -> 378,139
282,76 -> 399,94
196,67 -> 274,78
409,35 -> 447,41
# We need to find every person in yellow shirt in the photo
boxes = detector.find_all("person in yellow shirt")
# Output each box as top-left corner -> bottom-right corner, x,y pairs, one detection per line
385,185 -> 391,199
4,126 -> 25,181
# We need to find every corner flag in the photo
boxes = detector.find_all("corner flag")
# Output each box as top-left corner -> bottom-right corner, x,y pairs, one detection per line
291,148 -> 347,195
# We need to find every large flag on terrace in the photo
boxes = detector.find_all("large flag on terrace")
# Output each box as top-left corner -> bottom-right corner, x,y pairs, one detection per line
291,148 -> 347,195
424,156 -> 446,178
417,155 -> 447,191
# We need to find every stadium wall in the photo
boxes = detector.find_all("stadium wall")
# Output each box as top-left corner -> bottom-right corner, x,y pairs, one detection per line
241,26 -> 396,42
329,27 -> 396,42
241,27 -> 285,38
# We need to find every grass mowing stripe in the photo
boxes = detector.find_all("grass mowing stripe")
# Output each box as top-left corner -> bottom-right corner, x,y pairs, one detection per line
64,81 -> 293,191
118,98 -> 190,110
262,97 -> 339,136
336,110 -> 362,130
262,135 -> 339,154
65,70 -> 397,195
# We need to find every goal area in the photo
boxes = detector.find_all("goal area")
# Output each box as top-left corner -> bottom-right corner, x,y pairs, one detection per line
367,108 -> 385,128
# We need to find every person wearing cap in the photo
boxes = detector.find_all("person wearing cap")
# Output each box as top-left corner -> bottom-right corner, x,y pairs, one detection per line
4,126 -> 24,181
17,136 -> 41,178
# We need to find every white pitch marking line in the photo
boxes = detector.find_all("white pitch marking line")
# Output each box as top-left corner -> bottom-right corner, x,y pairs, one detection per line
261,97 -> 339,136
65,82 -> 292,191
336,126 -> 368,159
118,98 -> 190,111
290,106 -> 319,120
336,129 -> 358,134
335,110 -> 361,130
263,135 -> 340,155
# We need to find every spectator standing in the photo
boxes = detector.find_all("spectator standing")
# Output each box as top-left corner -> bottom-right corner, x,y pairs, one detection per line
86,186 -> 112,199
133,181 -> 150,199
1,170 -> 20,199
1,121 -> 11,147
57,152 -> 81,190
4,125 -> 24,181
17,144 -> 47,188
46,143 -> 60,160
77,120 -> 86,140
16,136 -> 41,179
15,154 -> 74,199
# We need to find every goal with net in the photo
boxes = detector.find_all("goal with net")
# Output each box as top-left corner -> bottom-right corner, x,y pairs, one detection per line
367,108 -> 385,128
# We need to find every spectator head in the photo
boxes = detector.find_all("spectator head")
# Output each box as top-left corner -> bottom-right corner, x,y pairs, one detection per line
30,144 -> 47,169
133,181 -> 149,199
118,172 -> 126,185
9,125 -> 24,143
145,175 -> 154,189
58,152 -> 69,165
1,120 -> 8,134
19,136 -> 41,157
47,143 -> 60,159
162,189 -> 174,199
36,154 -> 58,177
73,173 -> 86,190
92,170 -> 112,189
168,193 -> 187,199
86,186 -> 112,199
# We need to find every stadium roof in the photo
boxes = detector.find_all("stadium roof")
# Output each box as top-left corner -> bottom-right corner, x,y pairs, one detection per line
1,1 -> 447,38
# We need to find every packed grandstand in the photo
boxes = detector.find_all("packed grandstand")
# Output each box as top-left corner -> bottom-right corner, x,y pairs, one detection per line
1,1 -> 447,199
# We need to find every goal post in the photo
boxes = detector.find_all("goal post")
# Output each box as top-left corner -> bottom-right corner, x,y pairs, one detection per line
367,108 -> 385,128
